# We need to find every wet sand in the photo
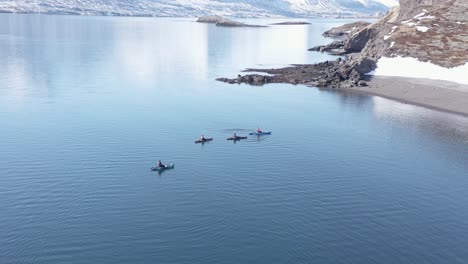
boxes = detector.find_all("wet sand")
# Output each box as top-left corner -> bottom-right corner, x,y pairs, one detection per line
344,76 -> 468,117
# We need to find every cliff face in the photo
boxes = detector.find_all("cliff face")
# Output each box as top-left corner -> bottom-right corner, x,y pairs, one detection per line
348,0 -> 468,73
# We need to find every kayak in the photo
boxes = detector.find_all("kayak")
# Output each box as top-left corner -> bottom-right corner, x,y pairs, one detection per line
195,138 -> 213,143
151,164 -> 175,171
249,131 -> 271,136
227,136 -> 247,141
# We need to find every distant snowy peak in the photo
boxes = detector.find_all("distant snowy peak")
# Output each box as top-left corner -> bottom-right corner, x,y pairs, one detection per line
285,0 -> 395,15
0,0 -> 398,17
373,0 -> 399,7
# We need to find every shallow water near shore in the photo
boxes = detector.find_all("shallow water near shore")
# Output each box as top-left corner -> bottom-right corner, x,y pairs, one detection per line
1,14 -> 468,264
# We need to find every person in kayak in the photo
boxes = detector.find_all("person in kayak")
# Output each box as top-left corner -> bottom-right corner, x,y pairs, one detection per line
200,135 -> 206,141
256,128 -> 263,133
157,160 -> 166,168
233,131 -> 237,139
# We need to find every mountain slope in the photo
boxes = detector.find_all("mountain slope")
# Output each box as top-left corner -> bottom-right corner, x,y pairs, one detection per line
0,0 -> 398,18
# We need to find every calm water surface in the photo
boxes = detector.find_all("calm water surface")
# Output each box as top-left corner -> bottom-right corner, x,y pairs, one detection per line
0,14 -> 467,264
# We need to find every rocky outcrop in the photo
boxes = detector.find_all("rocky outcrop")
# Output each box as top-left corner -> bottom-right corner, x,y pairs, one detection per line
322,21 -> 371,38
343,27 -> 377,53
308,40 -> 346,54
217,58 -> 368,88
217,74 -> 271,85
196,15 -> 266,28
310,21 -> 375,55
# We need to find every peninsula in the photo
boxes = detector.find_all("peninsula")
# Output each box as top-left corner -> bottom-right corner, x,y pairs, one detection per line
218,0 -> 468,116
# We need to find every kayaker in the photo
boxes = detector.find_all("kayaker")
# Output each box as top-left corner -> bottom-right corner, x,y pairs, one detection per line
256,128 -> 263,133
200,135 -> 206,141
157,160 -> 166,168
233,131 -> 237,139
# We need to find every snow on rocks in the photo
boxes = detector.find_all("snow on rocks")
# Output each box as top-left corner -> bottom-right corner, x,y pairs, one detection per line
401,11 -> 433,32
383,26 -> 398,40
401,20 -> 416,26
417,15 -> 435,20
413,12 -> 426,19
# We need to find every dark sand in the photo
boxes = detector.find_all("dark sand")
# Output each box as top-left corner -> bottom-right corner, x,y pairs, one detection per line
345,76 -> 468,117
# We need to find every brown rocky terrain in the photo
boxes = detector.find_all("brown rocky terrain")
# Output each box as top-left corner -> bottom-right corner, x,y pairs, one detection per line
342,0 -> 468,75
377,0 -> 468,67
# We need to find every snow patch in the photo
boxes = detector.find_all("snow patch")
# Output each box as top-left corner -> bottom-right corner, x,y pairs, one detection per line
416,26 -> 429,32
368,56 -> 468,85
389,41 -> 395,48
413,12 -> 425,19
384,35 -> 391,40
417,15 -> 435,20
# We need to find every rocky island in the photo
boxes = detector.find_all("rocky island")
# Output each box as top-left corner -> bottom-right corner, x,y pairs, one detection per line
270,21 -> 311,25
196,15 -> 265,27
218,0 -> 468,116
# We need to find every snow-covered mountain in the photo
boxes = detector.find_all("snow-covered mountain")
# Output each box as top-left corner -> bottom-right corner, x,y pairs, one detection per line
0,0 -> 399,18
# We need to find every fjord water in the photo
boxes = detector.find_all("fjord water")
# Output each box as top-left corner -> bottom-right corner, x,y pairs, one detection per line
1,14 -> 468,264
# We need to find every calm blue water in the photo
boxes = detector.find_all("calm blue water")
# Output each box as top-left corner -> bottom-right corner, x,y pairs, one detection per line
1,14 -> 467,264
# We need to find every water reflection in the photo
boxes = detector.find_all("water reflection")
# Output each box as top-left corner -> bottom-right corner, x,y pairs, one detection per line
319,88 -> 374,112
1,14 -> 468,264
372,97 -> 468,144
0,15 -> 360,103
111,19 -> 209,85
1,14 -> 467,148
318,87 -> 468,146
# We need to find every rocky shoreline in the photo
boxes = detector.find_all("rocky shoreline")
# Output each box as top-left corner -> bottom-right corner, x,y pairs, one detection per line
217,58 -> 368,88
217,63 -> 468,116
217,0 -> 468,116
322,21 -> 370,38
217,16 -> 379,88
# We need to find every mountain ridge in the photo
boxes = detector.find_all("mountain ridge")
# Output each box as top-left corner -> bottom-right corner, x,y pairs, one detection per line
0,0 -> 398,18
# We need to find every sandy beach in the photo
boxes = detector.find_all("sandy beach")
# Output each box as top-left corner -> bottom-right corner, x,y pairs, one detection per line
344,76 -> 468,117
